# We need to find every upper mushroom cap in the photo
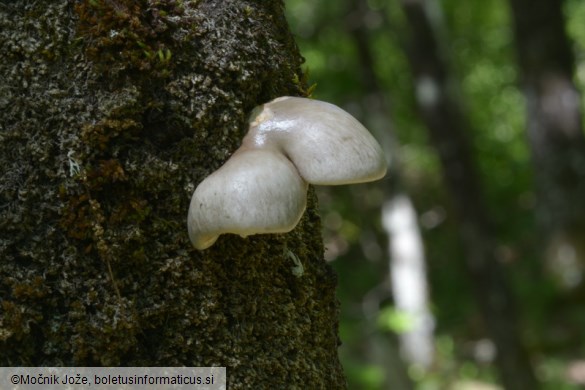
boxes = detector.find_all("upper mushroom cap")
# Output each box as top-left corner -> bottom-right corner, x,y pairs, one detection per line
244,96 -> 387,185
187,148 -> 308,250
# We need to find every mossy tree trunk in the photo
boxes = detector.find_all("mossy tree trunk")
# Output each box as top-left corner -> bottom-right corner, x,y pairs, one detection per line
0,0 -> 346,387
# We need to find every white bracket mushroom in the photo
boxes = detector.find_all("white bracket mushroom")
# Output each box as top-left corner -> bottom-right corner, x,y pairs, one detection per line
187,96 -> 387,250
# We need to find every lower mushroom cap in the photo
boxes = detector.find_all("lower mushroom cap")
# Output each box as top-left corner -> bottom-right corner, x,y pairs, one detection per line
187,148 -> 308,250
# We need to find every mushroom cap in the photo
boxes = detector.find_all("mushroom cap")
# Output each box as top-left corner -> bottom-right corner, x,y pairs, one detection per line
187,148 -> 308,250
245,96 -> 387,185
188,96 -> 387,250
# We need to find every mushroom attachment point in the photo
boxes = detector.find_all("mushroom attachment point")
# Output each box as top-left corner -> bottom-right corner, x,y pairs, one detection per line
188,96 -> 387,250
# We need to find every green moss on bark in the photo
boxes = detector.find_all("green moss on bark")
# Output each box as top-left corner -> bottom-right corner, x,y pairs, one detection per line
0,0 -> 345,387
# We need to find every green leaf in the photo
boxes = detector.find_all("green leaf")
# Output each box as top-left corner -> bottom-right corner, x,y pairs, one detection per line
377,306 -> 415,334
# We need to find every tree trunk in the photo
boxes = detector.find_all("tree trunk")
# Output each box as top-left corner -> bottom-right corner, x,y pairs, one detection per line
508,0 -> 585,290
398,0 -> 538,388
0,1 -> 346,387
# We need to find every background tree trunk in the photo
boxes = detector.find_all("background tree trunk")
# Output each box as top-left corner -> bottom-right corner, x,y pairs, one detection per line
508,0 -> 585,290
347,0 -> 435,374
0,1 -> 346,387
398,0 -> 538,388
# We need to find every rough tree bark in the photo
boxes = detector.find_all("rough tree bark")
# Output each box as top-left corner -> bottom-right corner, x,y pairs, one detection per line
398,0 -> 538,389
0,1 -> 346,387
508,0 -> 585,289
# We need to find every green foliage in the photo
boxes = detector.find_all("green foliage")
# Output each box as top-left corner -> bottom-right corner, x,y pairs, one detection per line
377,306 -> 415,334
345,362 -> 385,389
286,0 -> 585,388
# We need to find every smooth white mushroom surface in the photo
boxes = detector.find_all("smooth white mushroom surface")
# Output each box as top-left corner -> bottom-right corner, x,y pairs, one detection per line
245,97 -> 387,185
188,149 -> 308,250
188,96 -> 387,250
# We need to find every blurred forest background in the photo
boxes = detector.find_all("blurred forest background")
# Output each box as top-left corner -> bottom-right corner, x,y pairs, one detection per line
285,0 -> 585,389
